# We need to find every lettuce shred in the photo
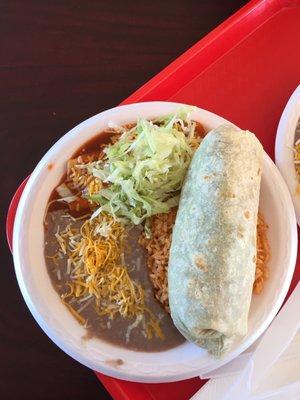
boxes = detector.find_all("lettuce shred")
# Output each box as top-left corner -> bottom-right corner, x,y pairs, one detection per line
88,107 -> 199,225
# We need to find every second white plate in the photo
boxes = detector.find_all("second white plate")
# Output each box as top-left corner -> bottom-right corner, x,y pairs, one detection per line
275,85 -> 300,225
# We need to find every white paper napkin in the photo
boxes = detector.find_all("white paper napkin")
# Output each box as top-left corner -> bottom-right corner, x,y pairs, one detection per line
191,282 -> 300,400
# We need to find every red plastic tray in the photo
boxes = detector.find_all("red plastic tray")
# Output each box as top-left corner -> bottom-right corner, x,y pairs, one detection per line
6,0 -> 300,399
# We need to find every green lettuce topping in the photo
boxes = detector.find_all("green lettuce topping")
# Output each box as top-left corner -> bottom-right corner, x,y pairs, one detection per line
89,107 -> 199,225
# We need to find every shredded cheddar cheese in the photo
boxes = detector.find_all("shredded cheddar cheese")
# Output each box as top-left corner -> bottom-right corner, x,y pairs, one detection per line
294,139 -> 300,179
55,214 -> 164,339
67,154 -> 103,195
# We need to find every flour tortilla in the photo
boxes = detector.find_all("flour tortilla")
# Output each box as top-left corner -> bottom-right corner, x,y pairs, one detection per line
168,125 -> 263,356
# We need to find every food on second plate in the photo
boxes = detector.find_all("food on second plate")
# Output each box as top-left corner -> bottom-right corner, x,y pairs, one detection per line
44,109 -> 203,352
293,118 -> 300,181
168,125 -> 263,356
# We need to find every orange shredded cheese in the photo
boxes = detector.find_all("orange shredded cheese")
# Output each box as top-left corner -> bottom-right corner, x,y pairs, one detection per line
294,138 -> 300,180
66,153 -> 103,195
56,214 -> 163,339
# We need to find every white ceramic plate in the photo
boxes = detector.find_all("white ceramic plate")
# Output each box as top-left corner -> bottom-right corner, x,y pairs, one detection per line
13,102 -> 297,383
275,85 -> 300,225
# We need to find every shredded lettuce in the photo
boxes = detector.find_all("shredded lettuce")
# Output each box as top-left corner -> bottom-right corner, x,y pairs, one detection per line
88,107 -> 199,225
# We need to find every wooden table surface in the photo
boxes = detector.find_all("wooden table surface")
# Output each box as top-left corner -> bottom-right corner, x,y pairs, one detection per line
1,1 -> 247,398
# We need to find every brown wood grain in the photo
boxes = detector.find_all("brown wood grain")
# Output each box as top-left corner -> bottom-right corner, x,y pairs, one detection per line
0,1 -> 247,399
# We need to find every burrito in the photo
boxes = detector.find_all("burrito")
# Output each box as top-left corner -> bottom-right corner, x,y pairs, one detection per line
168,125 -> 263,356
